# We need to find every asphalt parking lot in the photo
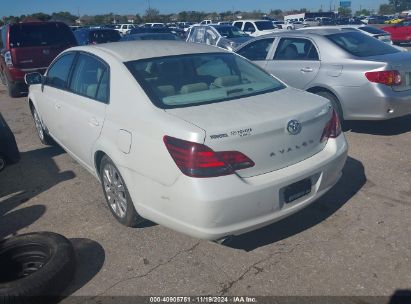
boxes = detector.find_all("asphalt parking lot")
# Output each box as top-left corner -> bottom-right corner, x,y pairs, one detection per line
0,69 -> 410,304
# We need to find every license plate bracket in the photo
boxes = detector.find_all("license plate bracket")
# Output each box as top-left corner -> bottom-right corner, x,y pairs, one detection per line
283,178 -> 312,203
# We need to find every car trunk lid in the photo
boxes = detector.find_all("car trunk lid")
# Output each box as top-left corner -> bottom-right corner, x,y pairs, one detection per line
166,88 -> 332,178
365,51 -> 411,92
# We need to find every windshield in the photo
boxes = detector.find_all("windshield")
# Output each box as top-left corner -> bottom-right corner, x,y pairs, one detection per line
9,23 -> 76,48
125,53 -> 285,109
216,26 -> 247,38
326,31 -> 400,57
359,26 -> 387,35
255,21 -> 275,30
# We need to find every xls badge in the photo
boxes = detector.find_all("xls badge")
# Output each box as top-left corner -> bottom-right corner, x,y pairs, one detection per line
287,120 -> 302,135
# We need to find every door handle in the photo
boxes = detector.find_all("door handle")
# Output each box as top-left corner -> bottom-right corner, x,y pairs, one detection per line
300,67 -> 314,73
55,103 -> 61,109
89,117 -> 100,127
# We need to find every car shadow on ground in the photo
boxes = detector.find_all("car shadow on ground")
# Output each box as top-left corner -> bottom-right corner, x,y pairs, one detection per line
0,145 -> 75,239
225,156 -> 366,251
62,238 -> 106,297
345,114 -> 411,136
389,289 -> 411,304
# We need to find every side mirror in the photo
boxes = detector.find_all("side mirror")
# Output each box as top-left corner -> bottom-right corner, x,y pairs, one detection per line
24,72 -> 43,85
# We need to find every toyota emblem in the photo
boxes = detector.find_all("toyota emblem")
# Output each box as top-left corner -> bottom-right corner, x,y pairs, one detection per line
287,120 -> 302,135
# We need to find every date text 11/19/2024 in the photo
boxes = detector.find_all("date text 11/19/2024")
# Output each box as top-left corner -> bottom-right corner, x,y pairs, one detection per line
149,296 -> 258,303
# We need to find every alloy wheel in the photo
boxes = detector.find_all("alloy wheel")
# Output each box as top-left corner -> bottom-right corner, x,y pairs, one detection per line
33,110 -> 44,141
102,163 -> 127,218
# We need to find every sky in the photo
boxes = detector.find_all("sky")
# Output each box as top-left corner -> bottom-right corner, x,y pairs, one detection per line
2,0 -> 389,17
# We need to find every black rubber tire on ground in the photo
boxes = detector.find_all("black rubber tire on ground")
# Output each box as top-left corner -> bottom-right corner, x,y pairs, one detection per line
0,232 -> 76,303
31,107 -> 53,146
0,155 -> 5,172
0,70 -> 6,85
99,155 -> 145,227
5,76 -> 20,98
314,90 -> 344,122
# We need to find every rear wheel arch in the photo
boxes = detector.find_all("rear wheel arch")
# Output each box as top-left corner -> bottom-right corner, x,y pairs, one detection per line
306,87 -> 344,120
94,150 -> 107,180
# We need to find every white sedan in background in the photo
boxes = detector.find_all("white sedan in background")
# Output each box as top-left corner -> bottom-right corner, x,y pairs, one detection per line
25,41 -> 348,241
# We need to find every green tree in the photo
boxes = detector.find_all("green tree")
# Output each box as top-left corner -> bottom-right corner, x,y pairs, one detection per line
355,8 -> 371,16
144,7 -> 159,22
338,7 -> 352,17
51,11 -> 78,24
389,0 -> 411,12
379,4 -> 395,14
29,12 -> 51,21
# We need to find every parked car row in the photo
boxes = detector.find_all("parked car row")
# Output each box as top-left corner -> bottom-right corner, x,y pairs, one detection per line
3,20 -> 411,242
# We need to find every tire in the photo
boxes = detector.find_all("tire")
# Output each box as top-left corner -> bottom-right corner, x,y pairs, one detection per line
0,156 -> 5,172
314,90 -> 344,121
31,107 -> 53,145
0,232 -> 76,302
0,70 -> 6,85
5,76 -> 20,98
99,155 -> 145,227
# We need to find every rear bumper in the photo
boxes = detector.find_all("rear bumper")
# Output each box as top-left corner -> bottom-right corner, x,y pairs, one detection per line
124,134 -> 348,240
336,85 -> 411,120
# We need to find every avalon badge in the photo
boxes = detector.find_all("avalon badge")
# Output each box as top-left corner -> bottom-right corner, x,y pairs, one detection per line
287,120 -> 302,135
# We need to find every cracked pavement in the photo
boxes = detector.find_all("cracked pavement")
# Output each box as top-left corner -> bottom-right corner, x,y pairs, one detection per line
0,83 -> 410,300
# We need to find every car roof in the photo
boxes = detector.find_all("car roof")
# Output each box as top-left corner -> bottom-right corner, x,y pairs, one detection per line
234,19 -> 270,22
70,41 -> 227,62
296,27 -> 359,35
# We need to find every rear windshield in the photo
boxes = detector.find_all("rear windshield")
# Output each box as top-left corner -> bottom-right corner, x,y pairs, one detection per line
9,23 -> 76,48
326,31 -> 399,57
90,30 -> 121,43
125,53 -> 285,109
124,33 -> 180,41
255,21 -> 275,31
216,26 -> 248,38
358,26 -> 387,35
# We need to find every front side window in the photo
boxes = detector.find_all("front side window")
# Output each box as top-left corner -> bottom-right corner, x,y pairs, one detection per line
237,38 -> 275,61
46,53 -> 76,89
233,22 -> 243,29
69,54 -> 109,102
125,53 -> 285,109
244,22 -> 256,32
326,31 -> 400,57
274,38 -> 319,60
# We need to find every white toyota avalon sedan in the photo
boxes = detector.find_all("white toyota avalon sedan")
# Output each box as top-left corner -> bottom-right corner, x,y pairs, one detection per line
25,41 -> 348,241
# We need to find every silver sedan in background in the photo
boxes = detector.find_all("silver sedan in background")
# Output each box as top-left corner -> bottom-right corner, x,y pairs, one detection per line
236,28 -> 411,120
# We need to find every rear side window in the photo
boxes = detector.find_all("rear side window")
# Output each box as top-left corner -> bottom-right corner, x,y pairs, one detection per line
46,53 -> 75,89
69,54 -> 109,102
9,23 -> 76,48
326,31 -> 400,57
237,38 -> 275,61
274,38 -> 319,60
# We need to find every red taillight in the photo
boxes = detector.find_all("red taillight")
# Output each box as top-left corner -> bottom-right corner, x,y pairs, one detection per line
320,109 -> 342,143
365,70 -> 401,86
4,51 -> 13,67
163,136 -> 254,178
